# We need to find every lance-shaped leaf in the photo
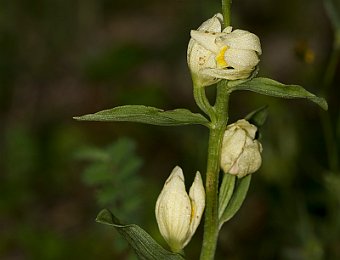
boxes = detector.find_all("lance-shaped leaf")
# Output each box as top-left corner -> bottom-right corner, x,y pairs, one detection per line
96,209 -> 185,260
218,173 -> 236,220
244,105 -> 268,128
219,175 -> 251,229
228,77 -> 328,110
74,105 -> 209,127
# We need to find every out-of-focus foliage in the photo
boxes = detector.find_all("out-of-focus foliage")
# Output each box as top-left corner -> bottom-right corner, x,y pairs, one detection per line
76,138 -> 143,259
76,138 -> 143,222
0,0 -> 339,259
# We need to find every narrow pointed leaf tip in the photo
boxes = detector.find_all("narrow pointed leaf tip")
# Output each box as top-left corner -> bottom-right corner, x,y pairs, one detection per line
219,175 -> 252,228
96,209 -> 185,260
245,105 -> 268,128
229,77 -> 328,110
74,105 -> 209,127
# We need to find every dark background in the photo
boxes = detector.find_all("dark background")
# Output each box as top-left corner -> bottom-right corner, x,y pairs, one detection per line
1,0 -> 339,259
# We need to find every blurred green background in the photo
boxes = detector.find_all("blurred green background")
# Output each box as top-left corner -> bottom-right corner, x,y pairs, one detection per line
1,0 -> 339,259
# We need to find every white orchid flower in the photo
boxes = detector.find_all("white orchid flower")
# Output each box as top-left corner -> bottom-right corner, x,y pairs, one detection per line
155,166 -> 205,253
187,13 -> 262,87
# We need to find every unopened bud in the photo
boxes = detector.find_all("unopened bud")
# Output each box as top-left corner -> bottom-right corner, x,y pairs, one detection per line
155,166 -> 205,252
220,119 -> 263,178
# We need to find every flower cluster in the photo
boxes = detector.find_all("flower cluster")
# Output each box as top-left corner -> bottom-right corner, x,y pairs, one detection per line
155,15 -> 263,253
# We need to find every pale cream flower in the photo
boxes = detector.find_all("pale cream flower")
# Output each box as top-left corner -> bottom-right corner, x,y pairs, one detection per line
220,119 -> 263,178
187,13 -> 262,87
155,166 -> 205,252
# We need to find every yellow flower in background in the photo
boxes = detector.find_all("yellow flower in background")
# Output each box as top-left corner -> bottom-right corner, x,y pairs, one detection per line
155,166 -> 205,252
187,13 -> 262,87
220,119 -> 263,178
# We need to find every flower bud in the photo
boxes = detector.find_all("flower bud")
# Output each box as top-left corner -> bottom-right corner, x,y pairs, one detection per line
220,119 -> 263,178
187,13 -> 261,87
155,166 -> 205,252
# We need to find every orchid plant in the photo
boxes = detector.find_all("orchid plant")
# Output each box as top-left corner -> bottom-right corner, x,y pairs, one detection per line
74,1 -> 327,259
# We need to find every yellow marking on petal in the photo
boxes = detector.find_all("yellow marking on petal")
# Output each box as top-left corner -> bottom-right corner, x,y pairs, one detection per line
216,46 -> 229,68
189,201 -> 196,224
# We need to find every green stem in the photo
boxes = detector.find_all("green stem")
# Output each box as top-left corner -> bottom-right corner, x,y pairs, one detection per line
193,86 -> 216,122
199,2 -> 232,258
200,82 -> 230,260
222,0 -> 232,27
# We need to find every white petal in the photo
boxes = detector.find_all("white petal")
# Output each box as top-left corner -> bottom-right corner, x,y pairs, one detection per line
197,13 -> 223,32
222,26 -> 233,33
190,30 -> 220,53
224,48 -> 260,69
201,67 -> 254,80
219,29 -> 262,54
234,119 -> 257,138
229,139 -> 262,177
187,30 -> 221,86
155,166 -> 191,251
187,45 -> 220,86
183,171 -> 205,247
187,13 -> 223,77
220,128 -> 247,173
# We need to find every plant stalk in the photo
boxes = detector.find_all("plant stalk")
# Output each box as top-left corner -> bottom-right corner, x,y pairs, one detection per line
200,82 -> 230,260
199,2 -> 231,259
222,0 -> 232,27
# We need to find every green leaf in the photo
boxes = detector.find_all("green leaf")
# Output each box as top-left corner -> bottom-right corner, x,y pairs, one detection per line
77,138 -> 144,223
229,77 -> 328,110
218,174 -> 236,220
219,175 -> 251,229
74,105 -> 209,127
245,105 -> 269,128
96,209 -> 185,260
